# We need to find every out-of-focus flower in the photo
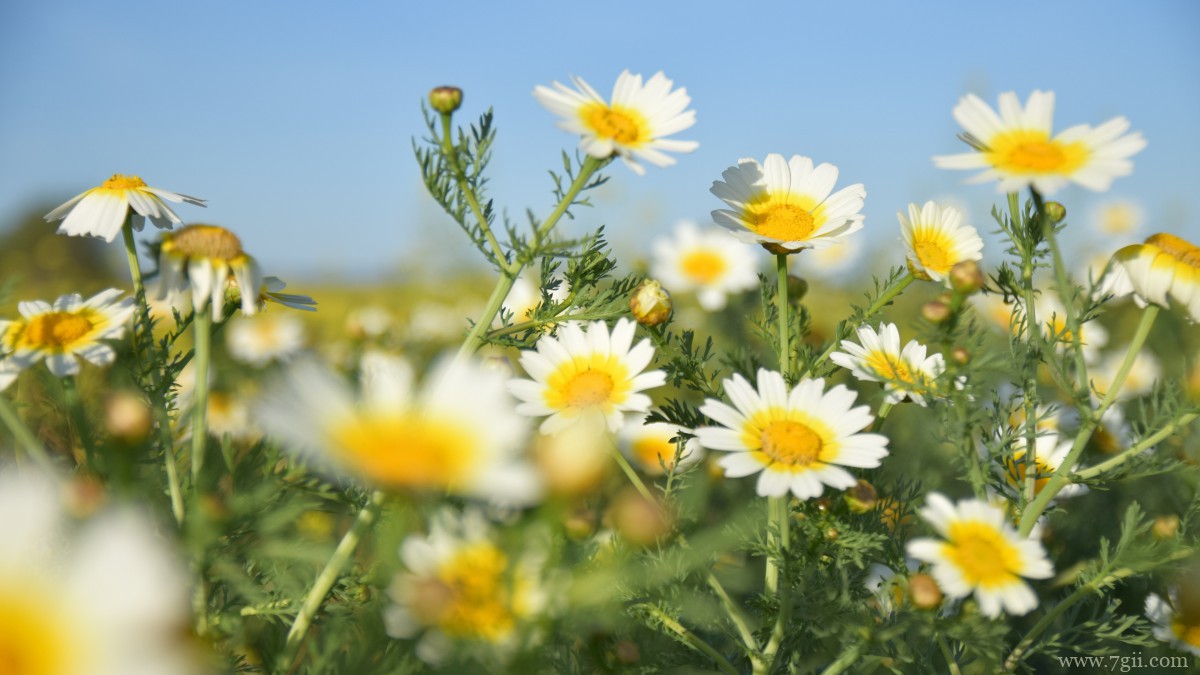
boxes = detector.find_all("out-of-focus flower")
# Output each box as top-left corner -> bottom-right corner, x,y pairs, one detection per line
618,417 -> 703,476
226,313 -> 305,366
1100,233 -> 1200,323
830,323 -> 946,406
345,306 -> 394,340
0,469 -> 198,674
206,391 -> 257,441
899,201 -> 984,284
971,293 -> 1018,332
651,222 -> 758,311
385,508 -> 546,664
933,90 -> 1146,195
795,232 -> 862,279
1091,348 -> 1161,401
508,319 -> 665,434
695,369 -> 889,499
1146,589 -> 1200,656
710,154 -> 865,253
257,276 -> 316,313
500,271 -> 570,324
534,418 -> 611,497
1094,200 -> 1143,236
1036,293 -> 1108,363
1001,432 -> 1087,501
44,174 -> 205,242
0,289 -> 133,377
258,355 -> 541,505
105,391 -> 152,444
907,493 -> 1053,618
534,70 -> 697,175
155,224 -> 261,321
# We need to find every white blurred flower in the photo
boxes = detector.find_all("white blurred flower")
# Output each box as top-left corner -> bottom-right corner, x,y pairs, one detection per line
651,222 -> 758,311
1146,590 -> 1200,656
618,416 -> 703,476
1091,348 -> 1161,401
226,313 -> 305,366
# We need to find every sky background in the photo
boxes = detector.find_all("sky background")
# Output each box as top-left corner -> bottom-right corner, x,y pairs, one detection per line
2,0 -> 1197,281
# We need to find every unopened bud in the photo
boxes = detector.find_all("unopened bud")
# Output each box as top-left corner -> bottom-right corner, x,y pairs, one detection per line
62,474 -> 107,518
951,347 -> 970,365
908,573 -> 943,609
608,489 -> 673,546
564,507 -> 597,540
1153,515 -> 1180,540
922,300 -> 951,323
949,260 -> 984,295
1043,201 -> 1067,224
105,391 -> 152,444
824,527 -> 840,541
629,280 -> 672,326
614,640 -> 640,665
787,275 -> 808,302
845,479 -> 878,514
428,86 -> 462,114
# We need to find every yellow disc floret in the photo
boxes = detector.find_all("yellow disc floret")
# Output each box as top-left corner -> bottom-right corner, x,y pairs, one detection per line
0,586 -> 77,675
329,414 -> 478,489
759,420 -> 823,467
581,104 -> 648,146
911,229 -> 957,277
545,356 -> 631,411
1146,233 -> 1200,268
99,174 -> 147,191
865,351 -> 914,384
18,312 -> 95,350
680,250 -> 728,284
987,131 -> 1088,175
164,224 -> 246,261
434,543 -> 517,641
943,520 -> 1022,588
742,192 -> 825,242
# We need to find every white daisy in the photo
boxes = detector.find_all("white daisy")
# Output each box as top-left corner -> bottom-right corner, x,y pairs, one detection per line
651,221 -> 759,311
345,306 -> 394,339
154,224 -> 262,321
507,318 -> 666,434
934,90 -> 1146,195
1146,590 -> 1200,656
258,354 -> 542,505
694,369 -> 889,499
830,323 -> 946,406
206,390 -> 258,441
618,416 -> 703,476
533,70 -> 698,175
226,313 -> 306,366
500,270 -> 571,324
907,493 -> 1053,618
0,289 -> 134,377
384,508 -> 547,665
1100,233 -> 1200,323
796,233 -> 863,279
710,153 -> 866,253
0,469 -> 198,675
44,174 -> 205,242
898,201 -> 984,284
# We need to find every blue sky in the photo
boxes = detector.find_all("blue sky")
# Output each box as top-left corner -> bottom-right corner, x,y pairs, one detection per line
2,0 -> 1197,280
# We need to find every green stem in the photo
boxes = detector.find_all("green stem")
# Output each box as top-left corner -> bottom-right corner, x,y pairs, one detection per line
1017,305 -> 1160,536
870,402 -> 893,432
280,490 -> 386,670
760,496 -> 791,672
1033,189 -> 1090,400
820,642 -> 864,675
121,218 -> 153,350
776,253 -> 791,376
190,309 -> 212,484
60,376 -> 94,467
440,112 -> 511,273
1012,192 -> 1042,506
611,439 -> 657,503
803,273 -> 915,377
0,394 -> 53,470
937,635 -> 962,675
487,306 -> 624,340
640,604 -> 740,675
706,572 -> 762,659
1076,411 -> 1198,480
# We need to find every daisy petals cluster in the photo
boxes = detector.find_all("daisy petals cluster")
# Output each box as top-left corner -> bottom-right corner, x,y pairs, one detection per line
830,323 -> 946,406
651,221 -> 759,311
898,201 -> 983,283
45,174 -> 205,242
1100,233 -> 1200,323
0,289 -> 133,378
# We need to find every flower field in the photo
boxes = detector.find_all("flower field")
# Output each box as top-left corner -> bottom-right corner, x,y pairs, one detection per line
2,68 -> 1200,675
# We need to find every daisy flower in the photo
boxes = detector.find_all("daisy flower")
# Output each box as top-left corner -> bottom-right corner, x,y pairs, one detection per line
1091,347 -> 1161,402
618,417 -> 703,476
1093,200 -> 1143,237
534,417 -> 612,496
206,391 -> 257,441
226,313 -> 306,366
710,154 -> 866,253
155,224 -> 262,321
907,493 -> 1053,618
830,323 -> 946,406
0,469 -> 198,675
796,233 -> 862,279
1100,233 -> 1200,323
44,174 -> 205,242
533,70 -> 698,175
898,201 -> 984,284
507,318 -> 665,434
651,222 -> 759,311
1146,589 -> 1200,656
385,509 -> 548,665
694,369 -> 889,499
0,289 -> 134,377
933,90 -> 1146,195
258,354 -> 541,505
1000,432 -> 1086,500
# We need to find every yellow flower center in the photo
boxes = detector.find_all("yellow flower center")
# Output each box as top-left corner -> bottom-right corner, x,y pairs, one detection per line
865,350 -> 914,384
166,225 -> 245,261
431,543 -> 517,641
943,520 -> 1021,588
911,229 -> 956,276
328,413 -> 478,490
680,249 -> 728,284
1003,451 -> 1053,495
1172,618 -> 1200,648
742,192 -> 825,242
0,588 -> 75,675
21,312 -> 94,349
760,420 -> 823,466
987,130 -> 1088,175
631,436 -> 677,473
1146,233 -> 1200,269
100,174 -> 146,190
581,104 -> 648,146
564,370 -> 614,407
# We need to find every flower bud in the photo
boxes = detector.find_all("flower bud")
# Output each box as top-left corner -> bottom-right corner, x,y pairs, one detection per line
1153,514 -> 1180,540
104,391 -> 152,444
844,479 -> 878,514
908,573 -> 943,609
949,260 -> 984,295
786,275 -> 808,302
428,86 -> 462,114
921,300 -> 951,324
614,640 -> 640,665
1043,201 -> 1067,224
608,489 -> 673,546
629,280 -> 672,327
951,347 -> 970,365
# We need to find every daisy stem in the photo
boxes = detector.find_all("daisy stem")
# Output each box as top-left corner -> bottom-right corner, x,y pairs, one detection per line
611,441 -> 657,503
120,217 -> 154,351
760,496 -> 791,672
1075,410 -> 1198,480
281,489 -> 386,670
60,376 -> 94,467
1016,305 -> 1159,537
803,273 -> 915,378
1033,188 -> 1092,402
1011,191 -> 1043,507
776,254 -> 791,376
937,635 -> 962,675
705,572 -> 762,658
0,394 -> 53,470
190,309 -> 211,484
870,402 -> 893,432
439,112 -> 511,273
639,603 -> 740,675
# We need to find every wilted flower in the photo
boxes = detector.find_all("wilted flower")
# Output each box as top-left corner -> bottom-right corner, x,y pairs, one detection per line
156,224 -> 261,321
44,174 -> 205,242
